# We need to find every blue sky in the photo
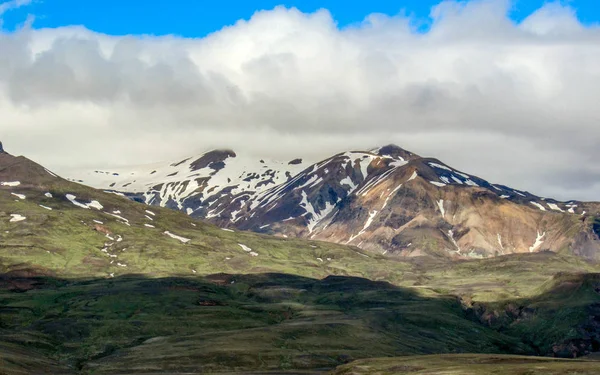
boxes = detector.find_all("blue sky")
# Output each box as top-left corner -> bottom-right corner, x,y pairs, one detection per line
1,0 -> 598,36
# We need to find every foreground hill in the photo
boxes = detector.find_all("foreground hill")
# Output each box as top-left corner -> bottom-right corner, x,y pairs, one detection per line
0,274 -> 527,374
71,145 -> 600,260
330,354 -> 600,375
0,272 -> 598,373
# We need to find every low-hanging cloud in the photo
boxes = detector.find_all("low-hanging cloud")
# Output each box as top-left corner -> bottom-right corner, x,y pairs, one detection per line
1,0 -> 600,201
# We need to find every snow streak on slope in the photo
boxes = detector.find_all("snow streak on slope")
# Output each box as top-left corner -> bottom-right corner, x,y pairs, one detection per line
529,231 -> 546,252
347,210 -> 379,244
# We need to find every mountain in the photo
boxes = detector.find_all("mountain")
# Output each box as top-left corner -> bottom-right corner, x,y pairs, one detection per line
1,144 -> 600,372
0,146 -> 397,280
71,144 -> 600,260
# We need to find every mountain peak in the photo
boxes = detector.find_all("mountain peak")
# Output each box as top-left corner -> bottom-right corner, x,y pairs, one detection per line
373,144 -> 419,161
190,149 -> 236,172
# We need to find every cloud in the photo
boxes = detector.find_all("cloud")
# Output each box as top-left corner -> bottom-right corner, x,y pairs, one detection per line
0,0 -> 31,16
1,0 -> 600,201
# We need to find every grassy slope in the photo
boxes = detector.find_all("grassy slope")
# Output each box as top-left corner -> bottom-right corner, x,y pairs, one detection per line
0,169 -> 412,282
330,354 -> 600,375
400,252 -> 600,301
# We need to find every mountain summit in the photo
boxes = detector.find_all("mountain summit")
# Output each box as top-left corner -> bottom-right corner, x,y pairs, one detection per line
70,145 -> 600,260
372,144 -> 420,161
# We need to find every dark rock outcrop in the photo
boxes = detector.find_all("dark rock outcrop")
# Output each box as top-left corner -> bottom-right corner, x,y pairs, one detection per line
190,149 -> 236,172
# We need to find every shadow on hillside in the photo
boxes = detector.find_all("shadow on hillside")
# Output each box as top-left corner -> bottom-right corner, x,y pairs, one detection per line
463,272 -> 600,358
0,271 -> 597,374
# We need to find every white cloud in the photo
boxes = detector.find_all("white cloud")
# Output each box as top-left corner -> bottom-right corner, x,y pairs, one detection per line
0,0 -> 31,16
1,0 -> 600,201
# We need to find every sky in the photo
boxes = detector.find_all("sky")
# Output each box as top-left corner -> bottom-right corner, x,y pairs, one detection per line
0,0 -> 600,201
2,0 -> 600,36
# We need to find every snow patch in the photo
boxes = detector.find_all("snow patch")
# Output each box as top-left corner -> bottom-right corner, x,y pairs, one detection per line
437,200 -> 445,218
104,190 -> 126,197
39,205 -> 52,210
164,231 -> 190,243
547,203 -> 564,212
430,181 -> 447,187
87,200 -> 104,210
66,194 -> 88,209
66,194 -> 103,210
447,230 -> 461,254
429,162 -> 452,171
566,204 -> 577,214
529,231 -> 546,252
451,175 -> 463,184
11,193 -> 25,200
238,243 -> 252,252
340,176 -> 357,192
1,181 -> 20,187
104,212 -> 130,225
9,214 -> 26,222
300,190 -> 336,233
144,224 -> 155,228
530,202 -> 547,211
45,192 -> 53,198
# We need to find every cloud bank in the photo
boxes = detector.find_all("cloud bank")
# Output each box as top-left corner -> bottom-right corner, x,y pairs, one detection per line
1,0 -> 599,200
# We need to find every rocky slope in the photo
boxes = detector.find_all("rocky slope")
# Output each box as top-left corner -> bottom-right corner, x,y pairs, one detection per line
70,144 -> 600,260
